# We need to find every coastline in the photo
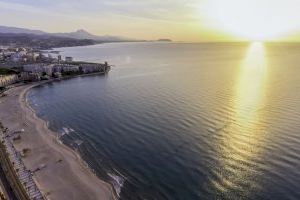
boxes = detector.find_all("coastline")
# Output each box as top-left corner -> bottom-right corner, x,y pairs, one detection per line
0,77 -> 116,199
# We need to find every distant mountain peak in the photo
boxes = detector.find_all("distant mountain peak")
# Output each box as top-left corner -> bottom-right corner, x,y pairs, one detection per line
53,29 -> 132,42
0,25 -> 46,35
75,29 -> 89,33
0,25 -> 138,42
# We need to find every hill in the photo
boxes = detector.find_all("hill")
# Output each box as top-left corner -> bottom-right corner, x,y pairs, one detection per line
0,26 -> 134,42
0,33 -> 96,49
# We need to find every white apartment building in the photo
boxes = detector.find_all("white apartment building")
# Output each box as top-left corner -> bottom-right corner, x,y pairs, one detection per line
23,63 -> 53,75
0,75 -> 18,87
65,57 -> 73,62
52,64 -> 79,73
80,63 -> 103,73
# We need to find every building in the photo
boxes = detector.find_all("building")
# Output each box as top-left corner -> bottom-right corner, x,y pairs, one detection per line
52,64 -> 62,73
53,72 -> 62,78
25,53 -> 38,62
62,65 -> 79,72
10,51 -> 27,62
65,57 -> 73,62
23,63 -> 53,76
19,72 -> 41,82
0,75 -> 18,87
80,63 -> 110,74
52,64 -> 79,73
80,63 -> 102,73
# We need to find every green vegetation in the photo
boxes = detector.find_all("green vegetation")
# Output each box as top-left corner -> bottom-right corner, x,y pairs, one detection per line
0,68 -> 17,75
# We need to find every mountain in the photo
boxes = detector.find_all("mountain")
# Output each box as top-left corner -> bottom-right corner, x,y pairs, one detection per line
0,26 -> 134,42
53,29 -> 129,42
53,29 -> 96,40
0,26 -> 46,35
157,39 -> 172,42
0,33 -> 96,49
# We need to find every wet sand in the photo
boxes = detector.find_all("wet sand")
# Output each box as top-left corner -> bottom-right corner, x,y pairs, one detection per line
0,83 -> 114,200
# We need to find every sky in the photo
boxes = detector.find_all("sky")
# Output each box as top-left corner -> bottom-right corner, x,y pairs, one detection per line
1,0 -> 300,42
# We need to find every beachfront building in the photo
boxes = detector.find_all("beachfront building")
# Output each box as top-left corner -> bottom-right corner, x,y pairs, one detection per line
19,72 -> 41,82
23,63 -> 53,76
80,63 -> 107,73
65,57 -> 73,62
53,72 -> 62,78
0,74 -> 18,87
52,64 -> 62,73
62,65 -> 79,72
52,64 -> 79,73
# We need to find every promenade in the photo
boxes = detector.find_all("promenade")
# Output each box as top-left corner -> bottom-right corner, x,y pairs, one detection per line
0,127 -> 44,199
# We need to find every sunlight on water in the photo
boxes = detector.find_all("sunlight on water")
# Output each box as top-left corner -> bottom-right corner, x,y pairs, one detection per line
213,42 -> 269,196
236,42 -> 268,120
31,43 -> 300,199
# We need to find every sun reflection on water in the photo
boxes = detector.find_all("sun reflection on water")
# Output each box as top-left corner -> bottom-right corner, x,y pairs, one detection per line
236,42 -> 268,120
212,42 -> 269,197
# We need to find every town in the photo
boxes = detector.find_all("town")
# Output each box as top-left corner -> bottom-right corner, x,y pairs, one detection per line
0,46 -> 111,89
0,45 -> 112,200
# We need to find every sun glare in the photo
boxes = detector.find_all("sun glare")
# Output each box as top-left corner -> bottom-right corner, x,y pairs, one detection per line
201,0 -> 300,41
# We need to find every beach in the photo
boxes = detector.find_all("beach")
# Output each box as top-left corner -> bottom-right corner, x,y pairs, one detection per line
0,83 -> 114,200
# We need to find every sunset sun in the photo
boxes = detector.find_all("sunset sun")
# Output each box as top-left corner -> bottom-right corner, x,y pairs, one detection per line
202,0 -> 300,41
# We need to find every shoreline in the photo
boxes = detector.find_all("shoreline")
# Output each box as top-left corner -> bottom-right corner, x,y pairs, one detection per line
0,76 -> 116,200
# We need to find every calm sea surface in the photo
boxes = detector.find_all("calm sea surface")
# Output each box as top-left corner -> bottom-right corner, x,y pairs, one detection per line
29,42 -> 300,200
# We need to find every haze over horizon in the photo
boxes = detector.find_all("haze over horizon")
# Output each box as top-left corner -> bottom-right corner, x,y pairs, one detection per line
1,0 -> 300,42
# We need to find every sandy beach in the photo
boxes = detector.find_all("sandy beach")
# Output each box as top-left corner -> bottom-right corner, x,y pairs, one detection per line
0,83 -> 114,200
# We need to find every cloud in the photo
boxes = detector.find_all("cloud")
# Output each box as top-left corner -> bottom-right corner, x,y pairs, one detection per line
0,0 -> 202,22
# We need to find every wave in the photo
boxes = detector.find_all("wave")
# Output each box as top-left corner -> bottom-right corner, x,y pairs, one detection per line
61,127 -> 75,136
108,170 -> 126,198
74,139 -> 84,146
